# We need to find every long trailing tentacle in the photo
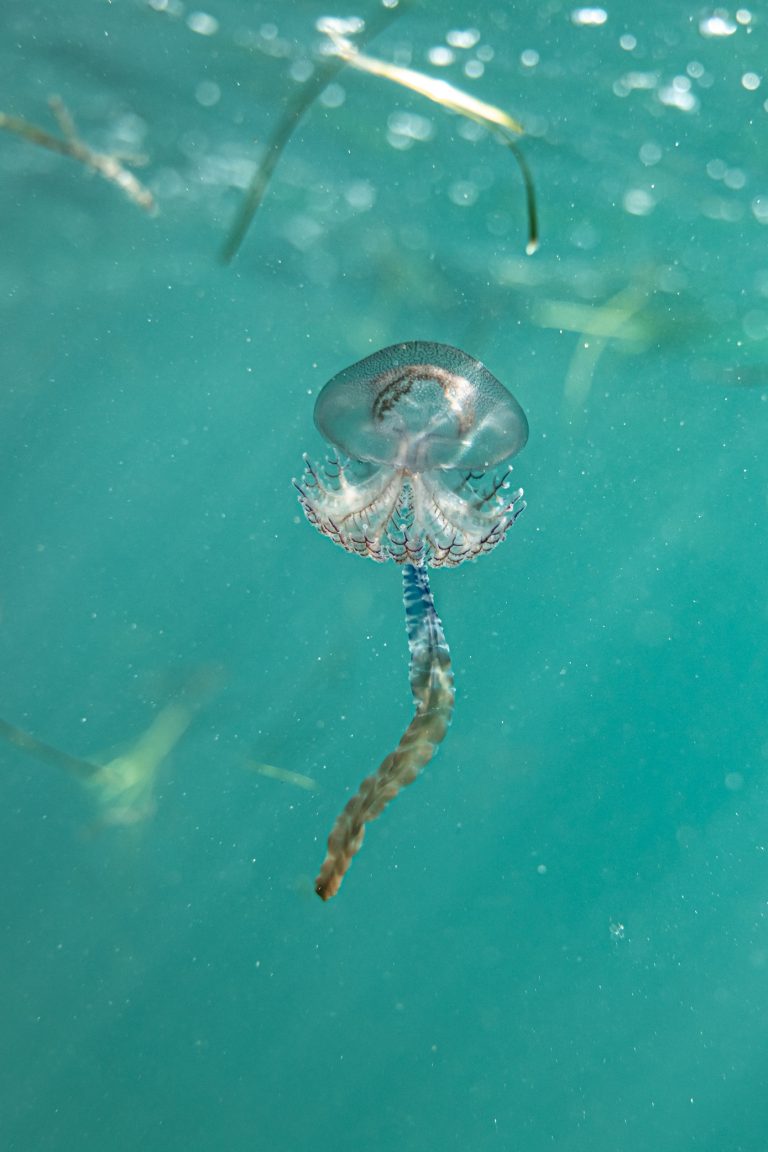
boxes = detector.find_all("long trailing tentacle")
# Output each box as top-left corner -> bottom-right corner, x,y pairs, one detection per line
315,563 -> 455,900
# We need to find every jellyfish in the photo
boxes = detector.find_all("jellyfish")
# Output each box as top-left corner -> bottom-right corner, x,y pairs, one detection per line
295,341 -> 528,900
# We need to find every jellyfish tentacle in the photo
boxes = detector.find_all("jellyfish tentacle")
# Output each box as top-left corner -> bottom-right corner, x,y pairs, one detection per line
315,563 -> 454,900
294,460 -> 404,559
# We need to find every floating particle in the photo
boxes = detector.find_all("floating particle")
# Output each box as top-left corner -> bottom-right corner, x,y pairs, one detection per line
623,188 -> 655,216
571,7 -> 608,26
195,80 -> 220,107
427,46 -> 455,67
699,12 -> 737,37
186,10 -> 218,35
446,28 -> 480,50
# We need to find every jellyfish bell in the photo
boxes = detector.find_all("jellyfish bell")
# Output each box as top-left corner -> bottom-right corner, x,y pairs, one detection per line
297,341 -> 529,568
314,341 -> 528,472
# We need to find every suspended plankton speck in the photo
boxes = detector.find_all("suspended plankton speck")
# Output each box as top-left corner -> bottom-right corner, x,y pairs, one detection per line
619,33 -> 637,51
571,7 -> 608,27
723,167 -> 746,190
658,77 -> 698,112
186,10 -> 218,35
248,762 -> 318,791
457,118 -> 486,142
290,59 -> 314,83
623,188 -> 655,216
195,80 -> 220,107
703,195 -> 743,222
742,72 -> 761,91
521,49 -> 540,68
464,60 -> 484,79
387,111 -> 434,145
736,8 -> 753,24
319,83 -> 345,109
344,180 -> 376,211
448,180 -> 480,207
446,28 -> 481,50
751,196 -> 768,224
427,45 -> 455,67
742,311 -> 768,341
569,220 -> 598,250
639,141 -> 662,166
618,70 -> 658,93
699,13 -> 737,37
316,16 -> 362,37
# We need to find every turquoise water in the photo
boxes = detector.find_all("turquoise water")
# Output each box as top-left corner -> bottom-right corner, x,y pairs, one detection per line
2,2 -> 768,1148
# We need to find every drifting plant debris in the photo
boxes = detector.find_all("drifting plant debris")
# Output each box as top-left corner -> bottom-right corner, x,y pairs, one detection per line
0,96 -> 156,213
221,2 -> 406,263
222,4 -> 538,261
319,17 -> 538,254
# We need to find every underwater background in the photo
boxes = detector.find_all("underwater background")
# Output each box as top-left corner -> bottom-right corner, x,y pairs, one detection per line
2,1 -> 768,1148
